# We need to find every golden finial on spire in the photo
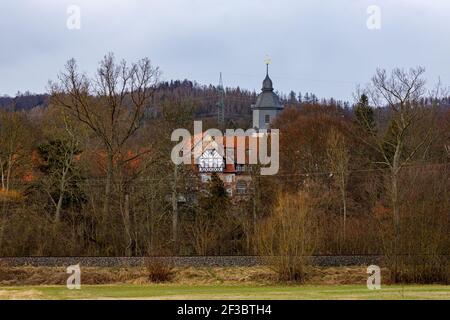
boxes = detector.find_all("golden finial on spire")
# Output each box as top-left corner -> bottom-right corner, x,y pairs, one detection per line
264,55 -> 271,76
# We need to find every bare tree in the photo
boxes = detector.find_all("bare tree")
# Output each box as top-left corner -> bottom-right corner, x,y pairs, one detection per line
50,53 -> 160,216
326,127 -> 349,246
158,101 -> 194,250
0,111 -> 31,192
0,110 -> 32,249
358,67 -> 439,280
39,107 -> 85,222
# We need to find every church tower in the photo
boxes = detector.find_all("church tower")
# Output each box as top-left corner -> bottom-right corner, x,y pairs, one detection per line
251,61 -> 283,130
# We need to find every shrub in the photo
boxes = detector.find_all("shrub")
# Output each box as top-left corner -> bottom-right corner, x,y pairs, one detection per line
256,192 -> 318,282
377,166 -> 450,284
144,258 -> 174,283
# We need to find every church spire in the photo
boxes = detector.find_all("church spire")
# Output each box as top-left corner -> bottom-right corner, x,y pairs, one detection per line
262,57 -> 273,92
264,56 -> 271,76
251,57 -> 283,130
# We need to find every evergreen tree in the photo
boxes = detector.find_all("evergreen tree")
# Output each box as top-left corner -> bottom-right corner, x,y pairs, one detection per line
197,173 -> 229,217
304,92 -> 310,103
37,139 -> 85,214
289,91 -> 297,103
208,173 -> 228,200
354,94 -> 375,133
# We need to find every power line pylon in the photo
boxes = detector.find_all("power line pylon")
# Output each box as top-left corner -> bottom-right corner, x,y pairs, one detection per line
217,72 -> 225,131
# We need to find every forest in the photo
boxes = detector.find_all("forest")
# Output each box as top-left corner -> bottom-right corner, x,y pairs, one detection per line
0,54 -> 448,284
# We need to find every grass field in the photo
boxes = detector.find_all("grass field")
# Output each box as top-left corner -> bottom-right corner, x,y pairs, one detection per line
0,284 -> 449,300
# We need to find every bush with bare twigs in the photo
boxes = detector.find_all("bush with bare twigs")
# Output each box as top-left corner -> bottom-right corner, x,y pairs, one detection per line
376,166 -> 450,284
144,258 -> 174,283
257,192 -> 318,282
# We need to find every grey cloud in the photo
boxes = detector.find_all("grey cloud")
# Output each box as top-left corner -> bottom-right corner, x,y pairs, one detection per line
0,0 -> 449,101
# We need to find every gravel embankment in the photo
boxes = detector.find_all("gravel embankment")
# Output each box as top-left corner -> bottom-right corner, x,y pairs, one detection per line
0,255 -> 383,267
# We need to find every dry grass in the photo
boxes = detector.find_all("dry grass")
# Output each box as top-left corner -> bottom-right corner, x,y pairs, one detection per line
145,259 -> 174,283
0,265 -> 145,286
0,265 -> 391,287
307,266 -> 392,285
0,289 -> 42,300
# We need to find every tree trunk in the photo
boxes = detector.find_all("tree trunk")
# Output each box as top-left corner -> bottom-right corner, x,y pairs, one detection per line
0,208 -> 4,252
6,155 -> 12,191
104,152 -> 114,216
340,172 -> 347,246
55,166 -> 69,222
251,181 -> 256,253
1,161 -> 5,190
55,193 -> 64,222
391,141 -> 402,282
124,193 -> 132,256
171,165 -> 178,251
391,169 -> 400,282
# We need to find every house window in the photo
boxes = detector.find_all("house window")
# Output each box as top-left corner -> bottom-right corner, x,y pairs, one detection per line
265,114 -> 270,124
225,175 -> 234,183
236,181 -> 247,194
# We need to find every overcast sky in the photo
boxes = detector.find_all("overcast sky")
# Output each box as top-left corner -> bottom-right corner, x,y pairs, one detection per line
1,0 -> 449,101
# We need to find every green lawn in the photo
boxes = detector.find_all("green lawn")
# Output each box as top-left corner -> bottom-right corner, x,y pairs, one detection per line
0,284 -> 449,300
